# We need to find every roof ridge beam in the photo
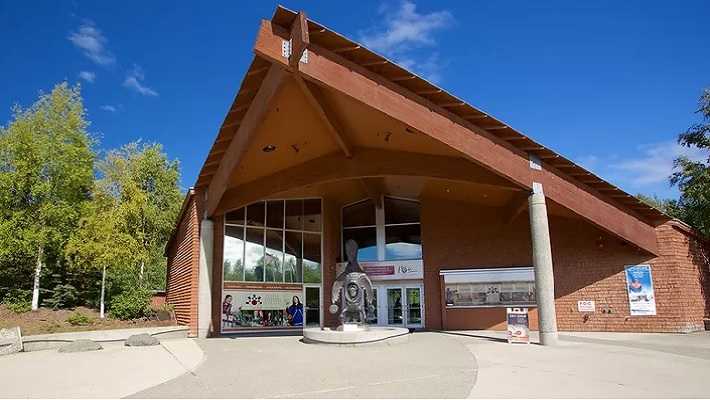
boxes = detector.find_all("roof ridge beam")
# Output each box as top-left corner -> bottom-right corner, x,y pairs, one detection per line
289,11 -> 309,69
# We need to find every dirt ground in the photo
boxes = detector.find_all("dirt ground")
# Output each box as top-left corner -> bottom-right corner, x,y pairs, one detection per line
0,305 -> 175,335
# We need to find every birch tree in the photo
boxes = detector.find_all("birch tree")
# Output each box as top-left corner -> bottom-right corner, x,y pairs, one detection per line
65,192 -> 137,318
0,83 -> 94,309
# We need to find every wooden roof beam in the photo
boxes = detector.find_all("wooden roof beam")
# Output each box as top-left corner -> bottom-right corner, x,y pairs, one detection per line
359,177 -> 384,209
293,75 -> 352,158
205,64 -> 288,217
289,11 -> 309,70
333,45 -> 361,53
361,60 -> 388,67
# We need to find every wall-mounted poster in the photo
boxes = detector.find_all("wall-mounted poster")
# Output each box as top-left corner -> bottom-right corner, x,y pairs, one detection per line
221,289 -> 303,331
624,265 -> 656,316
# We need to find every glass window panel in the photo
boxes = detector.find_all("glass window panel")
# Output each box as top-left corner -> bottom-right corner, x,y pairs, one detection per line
387,288 -> 403,325
406,288 -> 421,324
303,233 -> 321,283
266,201 -> 284,229
385,224 -> 422,260
342,227 -> 377,262
343,200 -> 376,227
285,200 -> 303,230
225,207 -> 245,225
284,231 -> 302,283
246,202 -> 265,227
244,228 -> 264,281
305,287 -> 320,327
223,225 -> 244,281
367,288 -> 378,324
265,229 -> 284,282
303,199 -> 322,232
384,197 -> 420,224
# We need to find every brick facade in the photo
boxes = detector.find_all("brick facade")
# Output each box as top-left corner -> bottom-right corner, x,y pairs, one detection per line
167,192 -> 709,335
165,190 -> 202,337
421,197 -> 709,333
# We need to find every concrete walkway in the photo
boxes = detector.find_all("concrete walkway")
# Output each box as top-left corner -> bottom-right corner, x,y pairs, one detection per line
2,330 -> 710,398
132,333 -> 477,398
455,330 -> 710,398
0,338 -> 203,398
134,330 -> 710,399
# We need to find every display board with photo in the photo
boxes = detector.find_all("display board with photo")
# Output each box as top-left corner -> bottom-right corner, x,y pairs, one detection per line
221,289 -> 305,330
442,267 -> 536,308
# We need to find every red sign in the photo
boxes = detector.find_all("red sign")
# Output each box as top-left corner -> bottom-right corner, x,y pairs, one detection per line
364,265 -> 395,275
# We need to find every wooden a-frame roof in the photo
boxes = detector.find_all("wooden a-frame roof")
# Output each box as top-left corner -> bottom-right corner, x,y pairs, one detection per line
192,6 -> 670,254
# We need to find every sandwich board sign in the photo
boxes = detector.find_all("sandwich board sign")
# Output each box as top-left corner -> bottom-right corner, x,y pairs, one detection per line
506,307 -> 530,344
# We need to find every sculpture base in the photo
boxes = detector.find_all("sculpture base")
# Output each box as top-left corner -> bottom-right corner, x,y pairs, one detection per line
338,323 -> 366,332
303,326 -> 409,345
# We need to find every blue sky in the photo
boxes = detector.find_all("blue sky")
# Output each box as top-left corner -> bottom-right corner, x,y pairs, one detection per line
1,1 -> 708,199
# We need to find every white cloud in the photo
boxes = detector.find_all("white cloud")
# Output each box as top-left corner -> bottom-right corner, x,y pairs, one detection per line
574,141 -> 708,197
398,52 -> 446,84
360,1 -> 452,54
100,105 -> 117,112
359,1 -> 453,83
68,22 -> 115,65
78,71 -> 95,83
123,64 -> 158,97
611,142 -> 707,185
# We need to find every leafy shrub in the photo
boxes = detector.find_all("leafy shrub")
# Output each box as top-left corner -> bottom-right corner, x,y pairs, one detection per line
43,284 -> 78,309
2,289 -> 31,313
66,311 -> 93,326
110,288 -> 152,320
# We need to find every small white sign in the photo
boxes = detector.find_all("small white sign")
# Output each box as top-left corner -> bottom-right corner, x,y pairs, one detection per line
577,300 -> 595,313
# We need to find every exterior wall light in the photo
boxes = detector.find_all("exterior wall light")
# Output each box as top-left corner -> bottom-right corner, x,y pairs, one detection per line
262,144 -> 277,153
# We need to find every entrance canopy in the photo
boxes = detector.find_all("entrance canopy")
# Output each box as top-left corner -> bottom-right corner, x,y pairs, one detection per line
192,6 -> 668,255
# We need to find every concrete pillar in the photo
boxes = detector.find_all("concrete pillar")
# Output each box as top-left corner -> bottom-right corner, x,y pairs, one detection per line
528,183 -> 559,345
197,219 -> 214,339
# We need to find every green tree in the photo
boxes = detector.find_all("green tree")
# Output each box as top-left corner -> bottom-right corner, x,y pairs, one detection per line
671,88 -> 710,236
0,83 -> 95,309
636,194 -> 684,220
97,142 -> 182,290
65,191 -> 138,318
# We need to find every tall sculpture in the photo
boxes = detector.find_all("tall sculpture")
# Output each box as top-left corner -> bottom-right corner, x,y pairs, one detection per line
329,239 -> 374,326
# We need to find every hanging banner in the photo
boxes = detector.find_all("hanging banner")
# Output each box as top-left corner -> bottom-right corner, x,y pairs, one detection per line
506,307 -> 530,344
624,265 -> 657,316
336,259 -> 423,281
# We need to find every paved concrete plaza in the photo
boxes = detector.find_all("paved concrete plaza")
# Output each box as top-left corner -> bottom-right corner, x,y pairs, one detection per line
0,338 -> 203,398
133,331 -> 710,398
2,330 -> 710,398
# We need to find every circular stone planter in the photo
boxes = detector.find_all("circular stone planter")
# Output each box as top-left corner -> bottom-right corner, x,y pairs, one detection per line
303,326 -> 410,345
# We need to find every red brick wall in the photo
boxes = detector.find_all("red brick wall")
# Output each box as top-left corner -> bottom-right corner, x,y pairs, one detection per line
165,191 -> 201,337
421,197 -> 709,333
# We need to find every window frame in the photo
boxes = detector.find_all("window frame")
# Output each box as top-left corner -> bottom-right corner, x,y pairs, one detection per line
341,195 -> 422,262
223,198 -> 323,283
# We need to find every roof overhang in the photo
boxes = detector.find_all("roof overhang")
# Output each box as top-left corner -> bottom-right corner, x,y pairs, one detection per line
193,6 -> 669,255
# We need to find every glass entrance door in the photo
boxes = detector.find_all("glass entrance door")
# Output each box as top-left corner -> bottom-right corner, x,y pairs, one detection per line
304,286 -> 321,327
405,287 -> 423,327
386,288 -> 404,325
381,284 -> 424,328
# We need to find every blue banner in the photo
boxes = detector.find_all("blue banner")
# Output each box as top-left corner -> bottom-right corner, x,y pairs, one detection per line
624,265 -> 656,316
